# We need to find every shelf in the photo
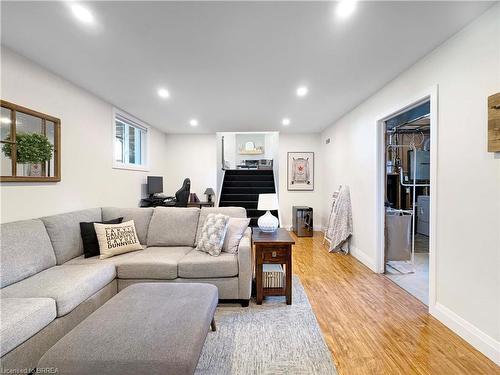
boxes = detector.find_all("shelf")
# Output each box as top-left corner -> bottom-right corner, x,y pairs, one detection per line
238,150 -> 264,155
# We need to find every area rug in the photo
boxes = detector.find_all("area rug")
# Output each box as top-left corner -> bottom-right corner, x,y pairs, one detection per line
196,276 -> 338,375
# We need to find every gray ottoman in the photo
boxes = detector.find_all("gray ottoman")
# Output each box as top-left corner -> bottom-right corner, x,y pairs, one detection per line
38,283 -> 218,375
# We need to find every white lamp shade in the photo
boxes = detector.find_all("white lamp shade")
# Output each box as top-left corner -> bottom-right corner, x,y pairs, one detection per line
257,193 -> 279,211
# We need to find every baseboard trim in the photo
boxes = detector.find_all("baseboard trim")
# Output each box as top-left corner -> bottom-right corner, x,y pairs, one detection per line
430,302 -> 500,365
349,245 -> 377,272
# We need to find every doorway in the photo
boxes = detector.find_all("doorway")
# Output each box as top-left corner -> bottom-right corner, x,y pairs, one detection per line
376,88 -> 438,308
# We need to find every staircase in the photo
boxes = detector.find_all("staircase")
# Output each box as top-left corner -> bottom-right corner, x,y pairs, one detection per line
219,170 -> 279,227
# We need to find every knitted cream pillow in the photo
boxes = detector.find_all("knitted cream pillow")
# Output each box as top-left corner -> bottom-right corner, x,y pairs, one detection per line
196,213 -> 230,256
94,220 -> 143,259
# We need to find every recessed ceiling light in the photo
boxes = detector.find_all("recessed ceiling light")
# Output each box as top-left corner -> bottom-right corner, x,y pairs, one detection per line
0,117 -> 11,125
157,88 -> 170,99
296,86 -> 308,97
189,119 -> 198,127
336,0 -> 357,19
282,118 -> 291,126
70,3 -> 95,25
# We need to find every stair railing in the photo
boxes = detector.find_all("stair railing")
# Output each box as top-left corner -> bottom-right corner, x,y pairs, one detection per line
272,163 -> 283,228
216,169 -> 225,208
221,135 -> 226,171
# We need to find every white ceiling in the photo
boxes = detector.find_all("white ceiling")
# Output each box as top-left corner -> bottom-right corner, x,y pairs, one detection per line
0,1 -> 493,134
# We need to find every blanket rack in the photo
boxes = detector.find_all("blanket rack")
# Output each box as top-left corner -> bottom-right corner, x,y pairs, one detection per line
323,187 -> 340,245
323,186 -> 351,254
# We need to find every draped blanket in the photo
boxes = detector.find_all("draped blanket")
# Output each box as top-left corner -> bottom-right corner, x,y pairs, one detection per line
328,185 -> 353,253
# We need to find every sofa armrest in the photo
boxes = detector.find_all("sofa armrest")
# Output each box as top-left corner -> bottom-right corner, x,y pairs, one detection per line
237,227 -> 252,300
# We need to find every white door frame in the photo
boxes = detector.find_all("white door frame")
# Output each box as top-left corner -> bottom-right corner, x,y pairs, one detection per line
375,85 -> 439,309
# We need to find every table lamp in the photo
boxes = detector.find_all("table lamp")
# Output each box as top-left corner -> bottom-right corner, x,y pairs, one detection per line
257,193 -> 279,232
204,188 -> 215,202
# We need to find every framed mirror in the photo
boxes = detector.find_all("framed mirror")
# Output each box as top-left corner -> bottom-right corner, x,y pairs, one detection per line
1,100 -> 61,182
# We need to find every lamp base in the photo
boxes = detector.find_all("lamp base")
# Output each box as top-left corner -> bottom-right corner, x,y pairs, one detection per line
258,211 -> 279,232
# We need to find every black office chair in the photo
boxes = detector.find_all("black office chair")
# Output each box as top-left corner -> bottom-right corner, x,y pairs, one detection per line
174,178 -> 191,207
164,178 -> 191,207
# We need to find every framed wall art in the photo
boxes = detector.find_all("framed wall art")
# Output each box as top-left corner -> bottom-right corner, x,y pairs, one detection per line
287,152 -> 314,191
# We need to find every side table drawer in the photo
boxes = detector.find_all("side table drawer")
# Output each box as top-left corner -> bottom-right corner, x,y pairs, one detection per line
261,247 -> 289,263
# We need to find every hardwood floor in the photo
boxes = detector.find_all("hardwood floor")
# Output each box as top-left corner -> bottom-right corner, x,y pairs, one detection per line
291,231 -> 499,375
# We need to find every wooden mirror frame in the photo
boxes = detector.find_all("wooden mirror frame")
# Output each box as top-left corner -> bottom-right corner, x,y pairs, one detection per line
0,100 -> 61,182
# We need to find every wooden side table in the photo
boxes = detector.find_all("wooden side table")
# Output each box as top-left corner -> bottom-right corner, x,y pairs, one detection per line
253,228 -> 295,305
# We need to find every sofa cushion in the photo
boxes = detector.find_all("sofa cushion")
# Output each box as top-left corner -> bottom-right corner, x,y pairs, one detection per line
147,207 -> 200,247
0,264 -> 116,317
102,207 -> 153,245
0,297 -> 57,357
117,247 -> 193,280
63,251 -> 141,266
178,249 -> 238,278
0,219 -> 56,288
195,207 -> 247,246
41,208 -> 102,264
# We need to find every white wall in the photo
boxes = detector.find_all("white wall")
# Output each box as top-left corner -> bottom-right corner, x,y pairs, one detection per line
219,132 -> 278,169
163,134 -> 218,201
321,5 -> 500,362
279,133 -> 324,231
213,132 -> 324,229
234,133 -> 265,165
264,132 -> 278,161
0,47 -> 169,223
223,133 -> 236,170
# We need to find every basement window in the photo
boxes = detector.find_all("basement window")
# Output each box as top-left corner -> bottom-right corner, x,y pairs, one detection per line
113,109 -> 149,171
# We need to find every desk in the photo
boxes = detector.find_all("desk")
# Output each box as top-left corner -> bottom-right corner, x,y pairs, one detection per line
140,200 -> 215,208
253,228 -> 295,305
140,198 -> 169,207
187,201 -> 215,208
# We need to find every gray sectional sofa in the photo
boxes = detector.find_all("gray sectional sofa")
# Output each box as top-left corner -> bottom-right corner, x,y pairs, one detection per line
0,206 -> 252,371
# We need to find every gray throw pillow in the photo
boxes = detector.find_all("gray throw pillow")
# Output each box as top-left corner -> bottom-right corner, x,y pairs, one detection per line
223,217 -> 250,254
196,213 -> 230,256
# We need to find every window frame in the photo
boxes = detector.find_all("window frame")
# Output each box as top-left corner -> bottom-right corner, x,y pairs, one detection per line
112,108 -> 150,172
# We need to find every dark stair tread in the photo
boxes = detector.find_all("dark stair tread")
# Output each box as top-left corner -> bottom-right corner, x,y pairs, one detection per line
224,175 -> 274,181
221,170 -> 279,226
223,180 -> 275,187
225,169 -> 273,175
246,209 -> 278,216
222,187 -> 275,194
219,201 -> 258,209
220,194 -> 260,200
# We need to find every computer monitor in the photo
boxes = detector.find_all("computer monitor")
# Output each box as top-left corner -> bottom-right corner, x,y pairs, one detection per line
147,176 -> 163,196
